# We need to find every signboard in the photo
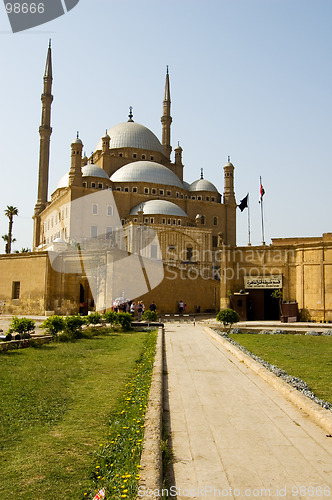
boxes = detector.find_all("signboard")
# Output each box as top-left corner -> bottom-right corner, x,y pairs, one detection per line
244,275 -> 282,289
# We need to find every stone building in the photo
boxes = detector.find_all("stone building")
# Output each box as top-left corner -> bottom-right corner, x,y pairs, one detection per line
0,43 -> 331,320
220,234 -> 332,322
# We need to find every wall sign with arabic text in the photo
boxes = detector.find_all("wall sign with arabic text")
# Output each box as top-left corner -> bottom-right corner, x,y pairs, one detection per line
244,275 -> 282,289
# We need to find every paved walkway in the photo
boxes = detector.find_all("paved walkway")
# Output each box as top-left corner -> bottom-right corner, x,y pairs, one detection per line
164,323 -> 332,499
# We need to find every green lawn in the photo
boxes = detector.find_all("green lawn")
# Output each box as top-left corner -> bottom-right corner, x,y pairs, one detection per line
231,334 -> 332,404
0,331 -> 151,500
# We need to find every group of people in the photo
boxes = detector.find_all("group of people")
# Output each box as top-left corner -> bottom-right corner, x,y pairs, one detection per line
112,299 -> 157,321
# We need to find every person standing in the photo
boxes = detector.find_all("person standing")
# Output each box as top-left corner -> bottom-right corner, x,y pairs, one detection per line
149,301 -> 157,312
137,301 -> 143,321
178,300 -> 184,313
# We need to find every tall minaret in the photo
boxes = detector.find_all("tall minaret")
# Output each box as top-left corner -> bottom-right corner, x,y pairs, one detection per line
161,66 -> 172,160
223,156 -> 236,204
223,156 -> 237,246
33,41 -> 53,248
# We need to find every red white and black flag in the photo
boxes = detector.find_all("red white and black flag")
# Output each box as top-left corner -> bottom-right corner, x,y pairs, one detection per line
238,194 -> 249,211
259,177 -> 265,203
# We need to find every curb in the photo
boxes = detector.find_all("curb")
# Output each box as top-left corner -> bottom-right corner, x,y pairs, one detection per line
136,326 -> 164,499
204,327 -> 332,435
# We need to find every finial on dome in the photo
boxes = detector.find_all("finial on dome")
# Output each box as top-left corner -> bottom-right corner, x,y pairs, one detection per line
49,38 -> 52,48
77,131 -> 79,139
166,65 -> 169,75
228,155 -> 231,162
128,106 -> 134,122
200,168 -> 204,180
90,152 -> 94,164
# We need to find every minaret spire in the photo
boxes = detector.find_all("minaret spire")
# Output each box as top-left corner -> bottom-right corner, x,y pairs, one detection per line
33,42 -> 54,249
161,66 -> 172,159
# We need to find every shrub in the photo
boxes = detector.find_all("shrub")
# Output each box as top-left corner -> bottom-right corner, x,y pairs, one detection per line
42,315 -> 65,338
216,309 -> 239,332
142,310 -> 158,322
8,317 -> 35,335
116,312 -> 133,331
103,310 -> 117,325
58,331 -> 75,342
63,315 -> 86,339
85,312 -> 102,325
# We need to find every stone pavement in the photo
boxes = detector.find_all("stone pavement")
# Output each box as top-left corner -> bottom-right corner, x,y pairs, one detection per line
163,323 -> 332,499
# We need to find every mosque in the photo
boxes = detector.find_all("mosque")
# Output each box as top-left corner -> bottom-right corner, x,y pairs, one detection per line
0,44 -> 331,320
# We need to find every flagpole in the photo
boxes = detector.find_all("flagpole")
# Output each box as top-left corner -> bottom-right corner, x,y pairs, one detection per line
247,193 -> 251,246
260,176 -> 265,245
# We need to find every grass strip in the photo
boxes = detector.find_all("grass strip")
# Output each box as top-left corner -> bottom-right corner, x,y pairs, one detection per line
0,329 -> 151,499
231,333 -> 332,404
85,330 -> 158,500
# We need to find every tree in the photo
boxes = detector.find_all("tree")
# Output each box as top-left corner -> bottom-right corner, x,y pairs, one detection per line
216,308 -> 240,332
4,206 -> 18,254
2,234 -> 16,254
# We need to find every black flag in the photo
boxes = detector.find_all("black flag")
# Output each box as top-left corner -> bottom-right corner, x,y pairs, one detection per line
238,194 -> 248,212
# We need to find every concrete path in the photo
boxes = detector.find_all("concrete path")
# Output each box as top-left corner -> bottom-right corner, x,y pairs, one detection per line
164,323 -> 332,499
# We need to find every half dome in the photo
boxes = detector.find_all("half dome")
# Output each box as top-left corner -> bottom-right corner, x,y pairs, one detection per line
130,200 -> 188,217
95,121 -> 165,154
110,161 -> 184,188
189,178 -> 219,193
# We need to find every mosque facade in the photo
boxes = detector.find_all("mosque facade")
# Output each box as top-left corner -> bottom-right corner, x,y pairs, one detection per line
29,43 -> 233,314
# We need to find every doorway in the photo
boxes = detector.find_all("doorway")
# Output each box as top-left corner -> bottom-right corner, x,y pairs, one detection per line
247,289 -> 280,320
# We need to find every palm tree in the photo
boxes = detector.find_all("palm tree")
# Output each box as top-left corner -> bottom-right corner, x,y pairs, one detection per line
2,234 -> 16,254
4,206 -> 18,254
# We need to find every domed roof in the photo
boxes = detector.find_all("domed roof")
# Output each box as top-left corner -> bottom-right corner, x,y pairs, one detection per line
130,200 -> 188,217
82,164 -> 109,179
189,178 -> 219,193
56,164 -> 109,189
110,161 -> 184,188
183,181 -> 190,190
95,121 -> 165,154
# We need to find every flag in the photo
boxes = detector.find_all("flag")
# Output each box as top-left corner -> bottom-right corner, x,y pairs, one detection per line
238,194 -> 248,212
259,177 -> 265,202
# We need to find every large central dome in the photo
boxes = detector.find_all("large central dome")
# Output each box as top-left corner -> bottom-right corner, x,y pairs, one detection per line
95,121 -> 165,154
110,161 -> 184,188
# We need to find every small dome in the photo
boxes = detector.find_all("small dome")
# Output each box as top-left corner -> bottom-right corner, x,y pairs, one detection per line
53,237 -> 65,243
95,121 -> 165,154
189,178 -> 219,193
130,200 -> 188,217
82,164 -> 109,179
72,134 -> 83,145
110,161 -> 184,188
183,181 -> 190,190
56,165 -> 109,189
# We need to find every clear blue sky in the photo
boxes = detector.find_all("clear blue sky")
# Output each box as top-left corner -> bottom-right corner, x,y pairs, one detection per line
0,0 -> 331,250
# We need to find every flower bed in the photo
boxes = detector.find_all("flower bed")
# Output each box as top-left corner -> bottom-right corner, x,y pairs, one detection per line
84,331 -> 157,499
